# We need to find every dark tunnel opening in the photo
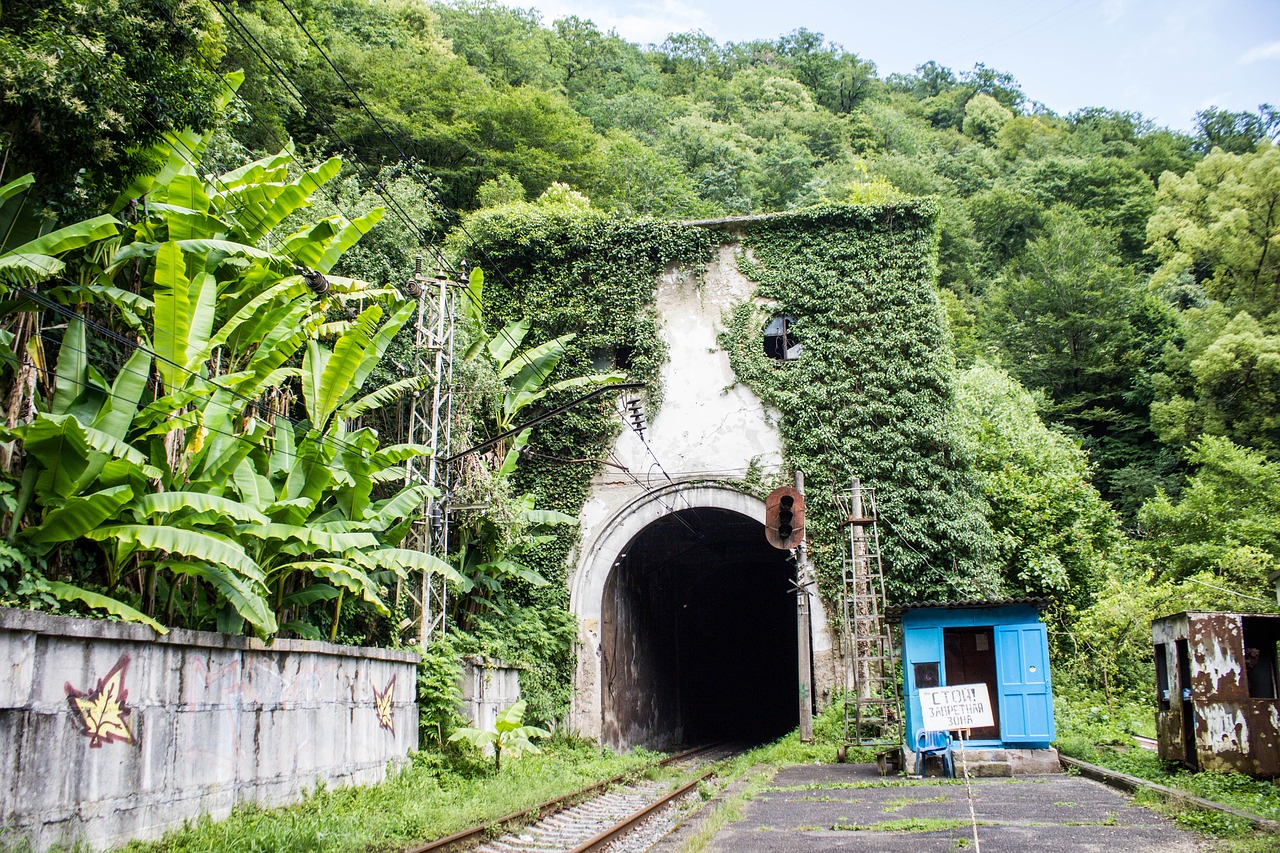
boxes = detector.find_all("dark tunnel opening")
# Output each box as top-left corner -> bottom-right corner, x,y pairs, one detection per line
600,507 -> 799,749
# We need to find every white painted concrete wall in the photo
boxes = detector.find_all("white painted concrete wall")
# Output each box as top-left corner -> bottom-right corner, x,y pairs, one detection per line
0,607 -> 418,852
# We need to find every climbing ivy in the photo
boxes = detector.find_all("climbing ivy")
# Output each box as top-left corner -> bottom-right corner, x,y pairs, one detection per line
450,205 -> 715,721
455,201 -> 1000,721
719,202 -> 1000,601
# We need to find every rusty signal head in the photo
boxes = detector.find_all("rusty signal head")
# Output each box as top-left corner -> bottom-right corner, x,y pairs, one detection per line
765,486 -> 805,549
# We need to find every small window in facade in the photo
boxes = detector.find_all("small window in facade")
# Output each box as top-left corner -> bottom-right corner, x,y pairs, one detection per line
1242,617 -> 1280,699
913,661 -> 940,689
763,316 -> 803,360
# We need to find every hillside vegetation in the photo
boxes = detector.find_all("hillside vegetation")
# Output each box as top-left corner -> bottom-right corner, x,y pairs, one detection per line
2,0 -> 1279,720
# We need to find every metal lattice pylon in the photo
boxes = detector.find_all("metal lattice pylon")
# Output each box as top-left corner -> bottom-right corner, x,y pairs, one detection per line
836,477 -> 902,747
401,258 -> 457,648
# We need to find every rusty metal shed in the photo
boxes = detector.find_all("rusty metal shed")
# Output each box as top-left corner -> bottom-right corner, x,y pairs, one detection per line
1152,611 -> 1280,777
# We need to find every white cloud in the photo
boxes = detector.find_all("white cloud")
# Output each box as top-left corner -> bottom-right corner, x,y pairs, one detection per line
1101,0 -> 1131,26
528,1 -> 715,44
1239,40 -> 1280,65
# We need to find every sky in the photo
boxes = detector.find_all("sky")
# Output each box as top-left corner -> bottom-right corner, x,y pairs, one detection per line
519,0 -> 1279,132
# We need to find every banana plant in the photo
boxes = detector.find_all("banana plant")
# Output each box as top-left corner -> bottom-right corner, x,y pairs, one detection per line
448,699 -> 550,774
0,129 -> 432,638
484,317 -> 625,433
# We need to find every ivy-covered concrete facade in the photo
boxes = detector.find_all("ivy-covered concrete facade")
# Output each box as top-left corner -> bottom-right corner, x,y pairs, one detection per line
467,202 -> 997,745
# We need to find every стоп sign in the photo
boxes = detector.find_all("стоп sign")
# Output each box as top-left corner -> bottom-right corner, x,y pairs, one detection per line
919,683 -> 995,731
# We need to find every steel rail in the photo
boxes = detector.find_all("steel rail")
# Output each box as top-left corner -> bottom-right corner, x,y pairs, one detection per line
566,766 -> 717,853
404,743 -> 727,853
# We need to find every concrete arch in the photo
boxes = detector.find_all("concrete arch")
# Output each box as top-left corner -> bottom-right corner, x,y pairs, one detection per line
568,480 -> 833,745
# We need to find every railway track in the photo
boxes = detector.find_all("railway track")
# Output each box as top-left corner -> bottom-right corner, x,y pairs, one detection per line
406,743 -> 742,853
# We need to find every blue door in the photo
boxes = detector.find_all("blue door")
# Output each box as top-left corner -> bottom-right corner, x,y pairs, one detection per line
904,627 -> 944,742
996,623 -> 1055,743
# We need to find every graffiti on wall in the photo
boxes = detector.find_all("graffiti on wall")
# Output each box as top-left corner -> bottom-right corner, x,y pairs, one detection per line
65,654 -> 135,747
374,675 -> 396,734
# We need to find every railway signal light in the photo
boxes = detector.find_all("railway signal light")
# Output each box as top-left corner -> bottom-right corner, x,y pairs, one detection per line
765,485 -> 805,549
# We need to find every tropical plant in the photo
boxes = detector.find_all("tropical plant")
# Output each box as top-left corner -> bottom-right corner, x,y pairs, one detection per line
0,101 -> 460,638
448,699 -> 550,773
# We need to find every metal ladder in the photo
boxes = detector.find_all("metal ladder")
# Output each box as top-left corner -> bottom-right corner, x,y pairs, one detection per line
837,477 -> 902,748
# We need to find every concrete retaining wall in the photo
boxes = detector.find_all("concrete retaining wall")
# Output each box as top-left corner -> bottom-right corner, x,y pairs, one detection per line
460,657 -> 521,733
0,607 -> 419,851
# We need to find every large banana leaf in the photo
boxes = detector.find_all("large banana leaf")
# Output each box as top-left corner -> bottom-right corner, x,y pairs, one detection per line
0,215 -> 120,286
27,485 -> 134,551
111,238 -> 279,271
17,413 -> 91,499
487,317 -> 531,367
0,173 -> 39,253
277,560 -> 388,614
349,300 -> 416,391
52,314 -> 88,416
215,145 -> 293,191
161,561 -> 276,634
90,347 -> 152,442
499,332 -> 574,383
137,492 -> 269,525
206,277 -> 309,355
71,416 -> 162,480
366,548 -> 467,587
462,267 -> 483,324
151,241 -> 193,392
479,559 -> 549,587
87,525 -> 263,582
310,305 -> 382,428
240,523 -> 379,554
370,443 -> 436,469
4,214 -> 120,259
282,209 -> 383,274
44,581 -> 167,633
368,485 -> 436,531
502,373 -> 626,429
233,460 -> 274,512
338,375 -> 428,421
234,157 -> 343,245
281,584 -> 341,608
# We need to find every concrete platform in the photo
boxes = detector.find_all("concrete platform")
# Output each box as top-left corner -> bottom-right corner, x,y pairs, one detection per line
704,762 -> 1200,852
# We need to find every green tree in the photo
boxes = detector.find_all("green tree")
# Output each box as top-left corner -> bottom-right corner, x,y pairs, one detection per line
1148,144 -> 1280,317
1140,435 -> 1280,604
956,363 -> 1124,608
435,0 -> 560,89
1194,105 -> 1280,155
962,93 -> 1012,144
0,0 -> 224,217
983,208 -> 1170,503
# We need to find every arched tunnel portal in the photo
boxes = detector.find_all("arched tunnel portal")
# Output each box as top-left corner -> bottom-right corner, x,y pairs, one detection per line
598,505 -> 799,749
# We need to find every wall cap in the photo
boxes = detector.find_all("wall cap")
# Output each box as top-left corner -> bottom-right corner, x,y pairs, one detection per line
0,606 -> 420,663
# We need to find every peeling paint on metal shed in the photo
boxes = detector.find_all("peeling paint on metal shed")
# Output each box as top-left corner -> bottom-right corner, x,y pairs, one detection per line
1152,611 -> 1280,777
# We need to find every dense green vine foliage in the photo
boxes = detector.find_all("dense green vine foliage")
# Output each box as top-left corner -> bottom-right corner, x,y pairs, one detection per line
462,199 -> 998,626
719,202 -> 999,601
451,204 -> 714,720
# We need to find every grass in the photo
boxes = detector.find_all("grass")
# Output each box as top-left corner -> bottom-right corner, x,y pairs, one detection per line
882,794 -> 949,813
831,817 -> 979,832
1056,692 -> 1280,823
676,765 -> 776,853
108,737 -> 658,853
1055,689 -> 1280,851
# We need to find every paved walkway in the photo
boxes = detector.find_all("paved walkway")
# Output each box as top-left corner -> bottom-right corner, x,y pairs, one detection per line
704,763 -> 1200,852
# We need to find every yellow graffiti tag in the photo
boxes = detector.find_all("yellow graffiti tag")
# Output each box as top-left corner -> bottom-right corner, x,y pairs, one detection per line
66,655 -> 135,748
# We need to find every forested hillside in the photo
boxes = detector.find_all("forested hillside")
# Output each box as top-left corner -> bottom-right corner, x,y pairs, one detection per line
2,0 -> 1279,716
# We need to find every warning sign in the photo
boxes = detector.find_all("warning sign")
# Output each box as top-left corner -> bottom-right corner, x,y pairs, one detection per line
919,683 -> 995,731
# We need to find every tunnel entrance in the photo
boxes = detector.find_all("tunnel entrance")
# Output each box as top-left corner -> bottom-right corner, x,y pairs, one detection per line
600,506 -> 799,749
